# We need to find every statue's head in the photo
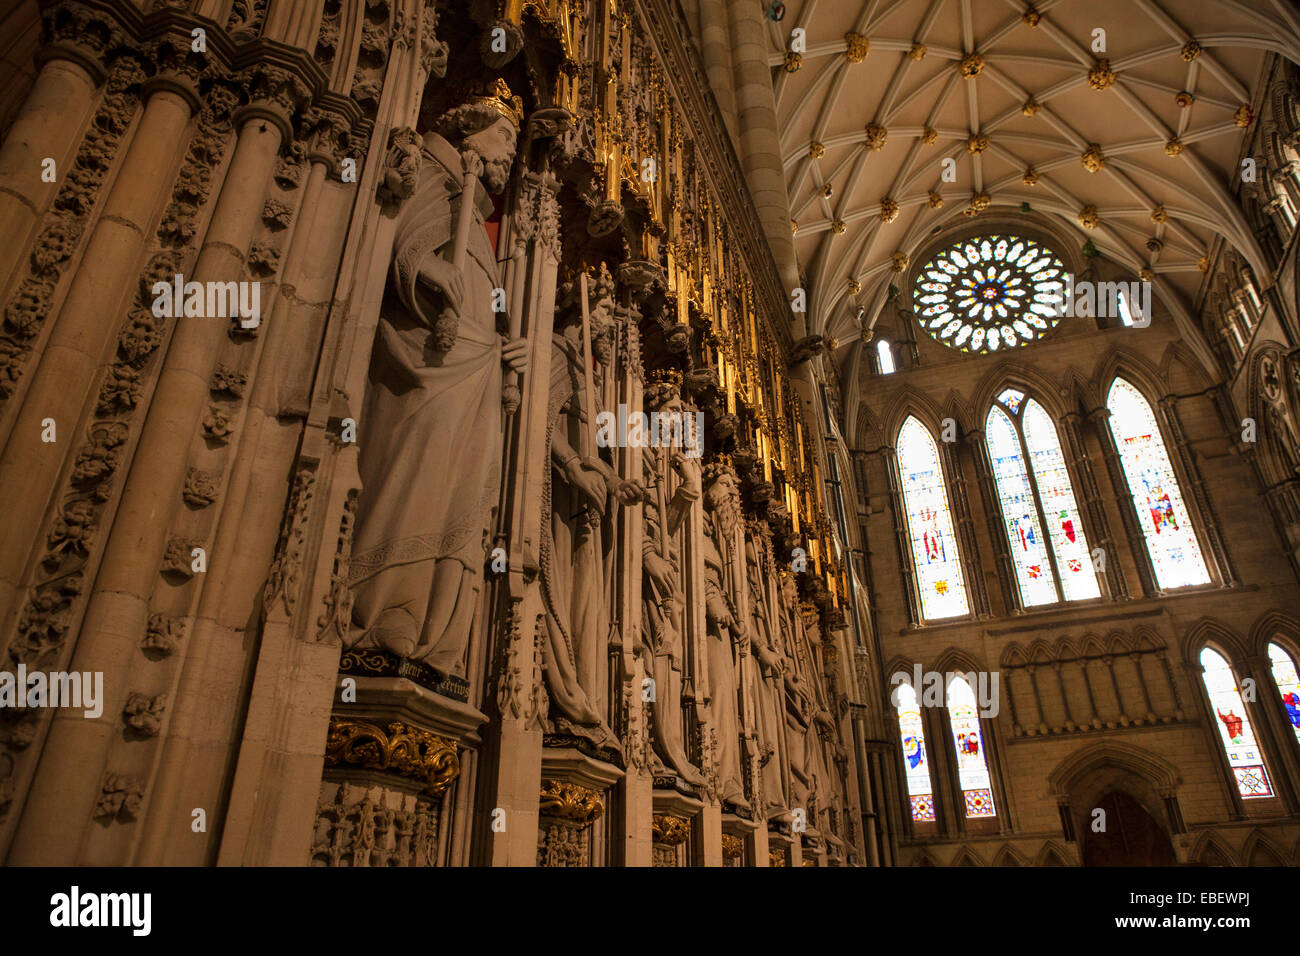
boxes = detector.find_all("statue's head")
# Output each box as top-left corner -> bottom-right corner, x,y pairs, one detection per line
704,458 -> 742,538
435,78 -> 523,194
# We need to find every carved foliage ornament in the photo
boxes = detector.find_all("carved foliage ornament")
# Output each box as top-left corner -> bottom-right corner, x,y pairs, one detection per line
325,718 -> 460,797
651,814 -> 690,845
538,780 -> 604,824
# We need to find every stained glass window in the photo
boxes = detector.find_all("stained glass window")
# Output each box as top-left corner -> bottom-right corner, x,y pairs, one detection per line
1023,400 -> 1099,601
877,338 -> 896,374
947,675 -> 996,818
1269,643 -> 1300,747
897,417 -> 969,620
893,679 -> 935,822
985,391 -> 1099,606
1200,648 -> 1273,798
1106,378 -> 1211,589
987,406 -> 1057,606
912,234 -> 1067,353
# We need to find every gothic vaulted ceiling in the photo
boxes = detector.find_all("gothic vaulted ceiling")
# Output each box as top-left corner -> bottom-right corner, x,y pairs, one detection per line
765,0 -> 1300,349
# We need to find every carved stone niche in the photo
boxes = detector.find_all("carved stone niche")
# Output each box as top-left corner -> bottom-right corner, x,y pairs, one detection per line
313,780 -> 443,867
537,748 -> 624,867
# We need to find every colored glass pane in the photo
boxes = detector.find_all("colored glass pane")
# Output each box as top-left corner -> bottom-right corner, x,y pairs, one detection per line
898,417 -> 969,620
947,675 -> 996,818
912,235 -> 1067,353
1269,643 -> 1300,747
1106,378 -> 1210,589
1023,399 -> 1099,601
1201,647 -> 1273,798
894,680 -> 935,822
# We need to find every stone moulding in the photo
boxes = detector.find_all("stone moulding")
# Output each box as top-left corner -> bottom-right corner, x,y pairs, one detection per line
338,647 -> 470,703
324,717 -> 460,797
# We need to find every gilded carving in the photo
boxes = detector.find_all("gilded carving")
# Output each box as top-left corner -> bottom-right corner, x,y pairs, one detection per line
538,780 -> 604,824
324,718 -> 460,797
651,814 -> 690,845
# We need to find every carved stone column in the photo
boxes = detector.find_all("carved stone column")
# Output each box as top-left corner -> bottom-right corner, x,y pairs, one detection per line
964,427 -> 1020,613
1059,411 -> 1127,599
7,67 -> 301,865
0,14 -> 106,297
1088,405 -> 1159,597
0,53 -> 190,639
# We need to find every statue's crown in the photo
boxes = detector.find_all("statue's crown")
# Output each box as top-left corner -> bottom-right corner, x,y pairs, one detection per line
648,368 -> 682,387
470,77 -> 524,128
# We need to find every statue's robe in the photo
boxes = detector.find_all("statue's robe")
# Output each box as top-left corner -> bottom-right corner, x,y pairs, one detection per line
642,488 -> 702,782
702,522 -> 747,806
348,132 -> 503,677
746,545 -> 788,812
539,333 -> 621,753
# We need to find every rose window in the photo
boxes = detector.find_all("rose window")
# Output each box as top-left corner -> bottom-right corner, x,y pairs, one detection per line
912,235 -> 1067,353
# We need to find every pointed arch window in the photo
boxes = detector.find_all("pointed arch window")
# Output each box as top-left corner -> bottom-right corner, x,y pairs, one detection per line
1268,643 -> 1300,747
897,417 -> 969,620
986,389 -> 1099,606
893,679 -> 935,822
1200,648 -> 1273,798
947,675 -> 996,818
877,338 -> 897,375
1106,378 -> 1211,589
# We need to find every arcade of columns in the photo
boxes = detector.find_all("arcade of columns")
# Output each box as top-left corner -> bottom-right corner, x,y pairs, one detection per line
0,0 -> 875,866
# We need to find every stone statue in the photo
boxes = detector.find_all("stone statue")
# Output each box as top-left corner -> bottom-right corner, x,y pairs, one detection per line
347,82 -> 529,676
540,267 -> 642,752
701,461 -> 749,809
640,378 -> 704,784
745,521 -> 789,816
778,578 -> 834,819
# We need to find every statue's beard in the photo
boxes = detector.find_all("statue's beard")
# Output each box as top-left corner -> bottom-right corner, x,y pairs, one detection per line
706,487 -> 741,541
482,157 -> 511,193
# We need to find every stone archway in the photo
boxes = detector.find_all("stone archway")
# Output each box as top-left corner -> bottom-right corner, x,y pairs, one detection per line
1081,790 -> 1177,866
1048,742 -> 1186,864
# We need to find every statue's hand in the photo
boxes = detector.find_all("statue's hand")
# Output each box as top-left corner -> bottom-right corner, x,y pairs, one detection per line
501,336 -> 529,373
564,459 -> 607,515
606,476 -> 644,506
644,551 -> 675,596
670,452 -> 702,499
417,254 -> 464,319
